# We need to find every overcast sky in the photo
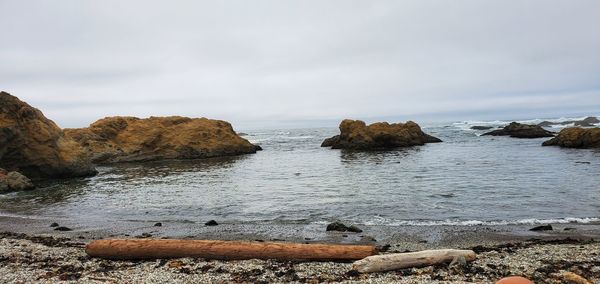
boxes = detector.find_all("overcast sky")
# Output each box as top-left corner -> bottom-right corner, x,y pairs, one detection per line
1,1 -> 600,129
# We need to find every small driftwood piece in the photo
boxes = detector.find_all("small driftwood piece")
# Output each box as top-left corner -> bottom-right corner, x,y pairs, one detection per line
85,239 -> 378,261
352,249 -> 476,273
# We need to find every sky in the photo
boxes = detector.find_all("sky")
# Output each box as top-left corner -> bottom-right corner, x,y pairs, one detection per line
1,0 -> 600,129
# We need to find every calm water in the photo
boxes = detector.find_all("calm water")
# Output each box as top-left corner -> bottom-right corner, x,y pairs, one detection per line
1,119 -> 599,227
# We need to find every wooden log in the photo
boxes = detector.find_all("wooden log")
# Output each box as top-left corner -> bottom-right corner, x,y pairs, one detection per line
85,239 -> 378,261
352,249 -> 476,273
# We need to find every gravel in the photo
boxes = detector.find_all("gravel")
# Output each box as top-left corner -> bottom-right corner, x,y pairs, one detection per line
0,232 -> 598,283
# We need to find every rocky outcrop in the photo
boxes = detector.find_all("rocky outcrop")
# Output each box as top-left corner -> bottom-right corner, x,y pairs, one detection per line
470,126 -> 494,130
64,116 -> 262,164
482,122 -> 554,138
0,92 -> 97,179
321,119 -> 441,150
542,127 -> 600,148
0,168 -> 35,192
538,116 -> 599,128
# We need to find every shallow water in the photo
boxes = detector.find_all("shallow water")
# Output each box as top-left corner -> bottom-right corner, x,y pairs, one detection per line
1,119 -> 599,227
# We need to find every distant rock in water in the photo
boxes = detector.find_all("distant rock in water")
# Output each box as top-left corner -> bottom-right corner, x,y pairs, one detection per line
538,116 -> 599,128
482,122 -> 554,138
64,116 -> 262,164
321,119 -> 441,150
542,127 -> 600,148
470,126 -> 494,130
0,92 -> 97,179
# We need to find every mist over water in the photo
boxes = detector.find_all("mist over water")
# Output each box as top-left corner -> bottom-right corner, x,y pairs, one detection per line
1,119 -> 599,227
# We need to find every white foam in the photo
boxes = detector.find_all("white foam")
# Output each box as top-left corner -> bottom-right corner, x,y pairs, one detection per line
361,217 -> 600,226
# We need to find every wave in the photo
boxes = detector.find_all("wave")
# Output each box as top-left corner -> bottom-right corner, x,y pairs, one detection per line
350,217 -> 600,226
453,115 -> 600,131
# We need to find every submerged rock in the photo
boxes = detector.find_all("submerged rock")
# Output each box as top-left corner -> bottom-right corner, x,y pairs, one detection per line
482,122 -> 554,138
321,119 -> 441,150
0,92 -> 97,179
64,116 -> 261,164
542,127 -> 600,148
470,126 -> 494,130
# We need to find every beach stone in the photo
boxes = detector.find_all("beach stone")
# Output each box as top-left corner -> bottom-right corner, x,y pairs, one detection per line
321,119 -> 441,150
50,222 -> 59,227
205,220 -> 219,226
561,271 -> 591,284
64,116 -> 260,164
529,225 -> 552,231
326,221 -> 363,233
542,127 -> 600,148
154,222 -> 162,227
495,276 -> 534,284
54,226 -> 72,231
482,122 -> 554,138
0,92 -> 97,179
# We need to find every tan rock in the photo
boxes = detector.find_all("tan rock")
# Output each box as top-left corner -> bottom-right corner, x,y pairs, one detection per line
64,116 -> 261,163
0,92 -> 97,179
321,119 -> 441,150
562,271 -> 591,284
542,127 -> 600,148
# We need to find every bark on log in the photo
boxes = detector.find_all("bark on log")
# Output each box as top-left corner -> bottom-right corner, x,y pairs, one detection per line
85,239 -> 378,261
352,249 -> 476,273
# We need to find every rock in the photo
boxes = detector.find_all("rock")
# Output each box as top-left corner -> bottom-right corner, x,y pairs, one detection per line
237,132 -> 248,136
326,221 -> 363,233
64,116 -> 261,164
50,222 -> 59,227
529,224 -> 552,231
482,122 -> 554,138
538,116 -> 599,128
5,171 -> 35,191
470,126 -> 494,130
321,120 -> 441,150
564,227 -> 576,231
154,222 -> 162,227
205,220 -> 219,226
0,170 -> 35,192
562,271 -> 591,284
54,226 -> 72,231
542,127 -> 600,148
0,92 -> 97,179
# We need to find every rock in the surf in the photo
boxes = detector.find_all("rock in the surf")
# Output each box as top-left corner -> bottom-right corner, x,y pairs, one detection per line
0,171 -> 35,192
0,92 -> 97,179
470,126 -> 494,130
321,119 -> 441,150
482,122 -> 554,138
538,116 -> 599,128
542,127 -> 600,148
64,116 -> 262,163
326,221 -> 363,233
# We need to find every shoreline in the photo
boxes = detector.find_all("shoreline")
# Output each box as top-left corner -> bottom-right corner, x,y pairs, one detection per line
1,229 -> 599,283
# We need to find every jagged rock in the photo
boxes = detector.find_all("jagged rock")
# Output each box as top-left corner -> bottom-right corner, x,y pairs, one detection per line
538,116 -> 599,128
4,171 -> 35,191
542,127 -> 600,148
482,122 -> 554,138
0,92 -> 97,179
470,126 -> 493,130
64,116 -> 261,164
321,119 -> 441,150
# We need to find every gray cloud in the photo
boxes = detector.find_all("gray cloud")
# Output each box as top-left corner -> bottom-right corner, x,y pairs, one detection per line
1,0 -> 599,129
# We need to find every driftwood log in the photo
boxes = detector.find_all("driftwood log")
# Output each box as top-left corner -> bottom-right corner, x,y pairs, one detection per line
352,249 -> 476,273
85,239 -> 378,261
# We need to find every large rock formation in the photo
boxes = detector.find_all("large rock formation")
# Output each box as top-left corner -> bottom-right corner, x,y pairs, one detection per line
321,119 -> 441,150
0,92 -> 97,179
542,127 -> 600,148
538,116 -> 599,128
64,116 -> 262,163
482,122 -> 554,138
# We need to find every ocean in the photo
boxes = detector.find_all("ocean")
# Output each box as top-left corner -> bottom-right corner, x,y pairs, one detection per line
1,117 -> 599,229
